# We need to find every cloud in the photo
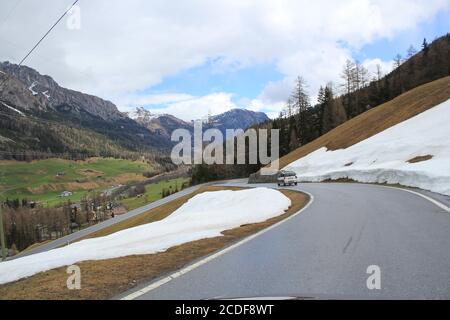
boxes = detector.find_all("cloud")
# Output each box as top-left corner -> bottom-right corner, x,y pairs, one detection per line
123,92 -> 237,121
0,0 -> 448,120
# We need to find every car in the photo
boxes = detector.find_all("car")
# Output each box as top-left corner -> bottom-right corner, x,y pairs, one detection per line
277,170 -> 298,186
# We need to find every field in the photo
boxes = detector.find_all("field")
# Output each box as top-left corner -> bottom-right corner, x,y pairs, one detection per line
0,157 -> 154,207
121,177 -> 191,210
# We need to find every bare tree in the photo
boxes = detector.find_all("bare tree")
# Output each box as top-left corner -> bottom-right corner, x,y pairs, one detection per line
407,45 -> 417,58
393,54 -> 403,69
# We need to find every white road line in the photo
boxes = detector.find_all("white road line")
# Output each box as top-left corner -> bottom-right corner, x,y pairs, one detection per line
120,191 -> 314,300
379,185 -> 450,213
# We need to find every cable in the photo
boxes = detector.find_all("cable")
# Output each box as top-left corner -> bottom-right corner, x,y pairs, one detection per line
0,0 -> 80,88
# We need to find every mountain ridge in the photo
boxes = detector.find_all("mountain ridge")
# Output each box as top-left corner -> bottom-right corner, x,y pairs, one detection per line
0,62 -> 269,161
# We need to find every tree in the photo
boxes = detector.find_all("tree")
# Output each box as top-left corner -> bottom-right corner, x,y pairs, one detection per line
341,59 -> 356,95
407,45 -> 417,58
291,76 -> 310,145
320,84 -> 348,134
422,38 -> 429,54
393,54 -> 403,69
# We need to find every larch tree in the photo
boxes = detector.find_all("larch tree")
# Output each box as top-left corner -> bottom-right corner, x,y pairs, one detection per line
291,76 -> 310,145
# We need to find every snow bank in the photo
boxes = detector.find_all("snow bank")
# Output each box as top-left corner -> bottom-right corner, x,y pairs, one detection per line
0,188 -> 290,285
285,98 -> 450,196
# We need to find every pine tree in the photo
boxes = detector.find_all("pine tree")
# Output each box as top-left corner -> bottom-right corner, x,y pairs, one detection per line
422,38 -> 429,55
291,76 -> 310,145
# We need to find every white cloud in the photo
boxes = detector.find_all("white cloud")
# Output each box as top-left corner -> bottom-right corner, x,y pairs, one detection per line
0,0 -> 448,120
126,92 -> 237,121
362,58 -> 394,78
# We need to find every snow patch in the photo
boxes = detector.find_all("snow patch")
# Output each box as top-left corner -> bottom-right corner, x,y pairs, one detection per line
285,99 -> 450,196
1,102 -> 24,116
0,188 -> 291,285
28,81 -> 38,95
42,90 -> 50,100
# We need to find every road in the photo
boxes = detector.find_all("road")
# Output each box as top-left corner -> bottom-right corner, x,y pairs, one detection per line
118,182 -> 450,300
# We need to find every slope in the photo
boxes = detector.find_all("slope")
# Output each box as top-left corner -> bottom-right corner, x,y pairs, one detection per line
278,76 -> 450,169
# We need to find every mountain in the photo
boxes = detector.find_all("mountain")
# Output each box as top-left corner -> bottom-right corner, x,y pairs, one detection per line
209,109 -> 269,135
129,107 -> 270,139
0,62 -> 172,160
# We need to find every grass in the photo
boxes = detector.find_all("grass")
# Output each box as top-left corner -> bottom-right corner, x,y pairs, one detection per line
120,177 -> 190,211
278,76 -> 450,169
0,187 -> 309,300
0,157 -> 154,207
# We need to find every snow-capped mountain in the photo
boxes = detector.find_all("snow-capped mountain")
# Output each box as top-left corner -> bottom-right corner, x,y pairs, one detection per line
127,106 -> 270,139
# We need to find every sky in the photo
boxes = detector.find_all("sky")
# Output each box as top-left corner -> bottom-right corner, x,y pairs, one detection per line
0,0 -> 449,120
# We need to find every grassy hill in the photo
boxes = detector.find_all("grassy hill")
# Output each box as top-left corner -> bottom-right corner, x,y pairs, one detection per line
0,157 -> 155,206
278,75 -> 450,169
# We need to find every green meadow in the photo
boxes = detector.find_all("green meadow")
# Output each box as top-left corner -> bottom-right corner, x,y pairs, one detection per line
0,158 -> 154,207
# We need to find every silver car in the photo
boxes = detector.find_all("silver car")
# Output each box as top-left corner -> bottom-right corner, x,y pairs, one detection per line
277,170 -> 298,186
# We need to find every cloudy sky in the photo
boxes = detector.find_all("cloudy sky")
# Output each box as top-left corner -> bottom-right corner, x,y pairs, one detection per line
1,0 -> 449,120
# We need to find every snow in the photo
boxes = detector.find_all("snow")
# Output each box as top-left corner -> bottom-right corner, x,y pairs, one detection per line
1,101 -> 24,116
42,90 -> 50,99
28,81 -> 38,95
128,106 -> 160,120
284,98 -> 450,196
0,188 -> 290,285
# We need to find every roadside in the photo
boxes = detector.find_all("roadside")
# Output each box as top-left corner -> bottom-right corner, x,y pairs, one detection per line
0,187 -> 309,300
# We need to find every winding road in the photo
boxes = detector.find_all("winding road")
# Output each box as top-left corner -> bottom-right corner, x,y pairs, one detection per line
118,182 -> 450,300
8,180 -> 450,299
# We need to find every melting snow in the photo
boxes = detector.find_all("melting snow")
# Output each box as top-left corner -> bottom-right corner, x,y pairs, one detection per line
285,98 -> 450,196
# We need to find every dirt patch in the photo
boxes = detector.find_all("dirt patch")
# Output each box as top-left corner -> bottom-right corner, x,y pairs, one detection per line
407,155 -> 433,163
27,184 -> 61,194
0,188 -> 308,300
344,162 -> 353,167
109,173 -> 147,184
63,182 -> 101,191
78,169 -> 104,177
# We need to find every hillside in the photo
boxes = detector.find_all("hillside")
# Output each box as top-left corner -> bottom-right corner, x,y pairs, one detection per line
285,95 -> 450,195
0,62 -> 170,160
130,107 -> 269,139
278,76 -> 450,169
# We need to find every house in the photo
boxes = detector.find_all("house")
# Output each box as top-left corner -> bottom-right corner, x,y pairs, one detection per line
59,191 -> 73,197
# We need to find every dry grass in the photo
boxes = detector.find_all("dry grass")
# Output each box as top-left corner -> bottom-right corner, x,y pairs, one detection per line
407,155 -> 433,163
279,76 -> 450,169
0,188 -> 308,300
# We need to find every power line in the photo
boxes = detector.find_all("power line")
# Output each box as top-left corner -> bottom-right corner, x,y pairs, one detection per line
0,0 -> 80,89
18,0 -> 79,67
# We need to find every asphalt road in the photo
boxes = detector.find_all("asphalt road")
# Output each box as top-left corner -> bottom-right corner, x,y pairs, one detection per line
119,182 -> 450,300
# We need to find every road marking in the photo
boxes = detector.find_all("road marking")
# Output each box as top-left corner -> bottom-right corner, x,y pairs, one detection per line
379,185 -> 450,213
120,190 -> 314,300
